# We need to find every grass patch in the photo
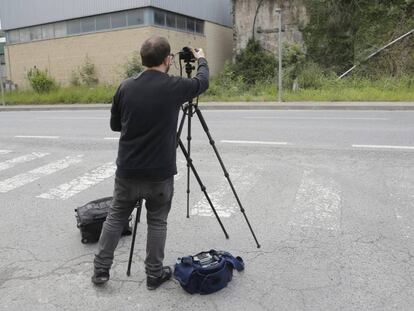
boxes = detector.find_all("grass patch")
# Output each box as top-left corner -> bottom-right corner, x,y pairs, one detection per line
3,76 -> 413,105
201,75 -> 414,102
4,85 -> 116,105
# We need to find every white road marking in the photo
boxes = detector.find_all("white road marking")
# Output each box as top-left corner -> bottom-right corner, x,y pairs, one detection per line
0,150 -> 12,155
0,152 -> 50,172
0,155 -> 83,193
37,162 -> 116,200
221,140 -> 289,146
289,169 -> 341,231
104,137 -> 119,140
15,135 -> 60,139
244,117 -> 388,120
191,164 -> 259,218
352,144 -> 414,150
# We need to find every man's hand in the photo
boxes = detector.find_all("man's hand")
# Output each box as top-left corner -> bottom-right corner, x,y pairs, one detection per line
192,48 -> 205,60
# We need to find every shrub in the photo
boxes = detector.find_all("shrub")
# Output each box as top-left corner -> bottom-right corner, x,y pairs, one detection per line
123,52 -> 144,78
297,62 -> 331,89
70,70 -> 81,87
283,43 -> 306,89
233,39 -> 277,85
79,57 -> 99,87
26,67 -> 57,93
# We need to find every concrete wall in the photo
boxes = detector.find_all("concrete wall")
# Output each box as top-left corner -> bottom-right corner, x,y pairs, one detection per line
5,22 -> 231,88
205,22 -> 233,75
233,0 -> 307,54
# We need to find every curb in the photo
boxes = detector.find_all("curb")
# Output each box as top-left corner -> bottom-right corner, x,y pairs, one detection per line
1,102 -> 414,111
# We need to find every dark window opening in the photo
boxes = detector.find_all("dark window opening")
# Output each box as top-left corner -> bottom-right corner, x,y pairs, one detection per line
111,12 -> 127,28
67,19 -> 81,35
186,18 -> 195,32
96,15 -> 111,31
176,15 -> 186,30
81,17 -> 95,33
166,13 -> 176,28
154,10 -> 166,26
127,9 -> 144,26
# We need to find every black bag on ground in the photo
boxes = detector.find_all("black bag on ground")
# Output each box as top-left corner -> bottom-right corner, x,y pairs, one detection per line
75,197 -> 132,244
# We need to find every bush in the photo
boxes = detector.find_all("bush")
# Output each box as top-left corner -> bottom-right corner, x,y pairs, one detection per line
283,43 -> 306,89
123,52 -> 144,78
70,70 -> 81,87
297,62 -> 331,89
233,39 -> 277,85
79,57 -> 99,87
26,67 -> 57,93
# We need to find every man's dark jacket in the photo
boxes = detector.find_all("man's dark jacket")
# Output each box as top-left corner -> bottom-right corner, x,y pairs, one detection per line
110,58 -> 209,180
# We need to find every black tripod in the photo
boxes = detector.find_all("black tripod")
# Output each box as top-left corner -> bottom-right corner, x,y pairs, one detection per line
126,56 -> 261,276
176,59 -> 260,249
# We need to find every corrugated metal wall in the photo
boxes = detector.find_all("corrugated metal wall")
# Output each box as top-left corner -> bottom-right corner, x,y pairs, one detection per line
0,0 -> 232,30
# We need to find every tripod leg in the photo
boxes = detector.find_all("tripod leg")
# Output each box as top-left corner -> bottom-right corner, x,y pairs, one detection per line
176,105 -> 188,145
186,105 -> 193,219
194,107 -> 261,248
127,199 -> 143,276
178,138 -> 229,239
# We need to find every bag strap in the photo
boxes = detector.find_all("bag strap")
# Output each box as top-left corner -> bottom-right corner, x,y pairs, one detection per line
209,250 -> 245,272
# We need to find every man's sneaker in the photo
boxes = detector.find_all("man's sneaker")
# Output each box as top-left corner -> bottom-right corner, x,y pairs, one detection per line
91,268 -> 110,285
146,266 -> 172,290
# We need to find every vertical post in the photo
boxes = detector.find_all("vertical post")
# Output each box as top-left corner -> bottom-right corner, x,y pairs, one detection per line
0,76 -> 5,106
276,8 -> 283,103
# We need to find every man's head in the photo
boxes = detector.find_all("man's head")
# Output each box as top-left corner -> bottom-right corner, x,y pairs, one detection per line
140,36 -> 172,73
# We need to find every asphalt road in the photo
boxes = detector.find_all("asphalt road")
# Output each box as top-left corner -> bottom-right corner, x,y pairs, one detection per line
0,109 -> 413,310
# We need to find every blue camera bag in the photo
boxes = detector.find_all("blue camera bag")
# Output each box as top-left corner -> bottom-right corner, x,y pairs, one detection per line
173,250 -> 244,295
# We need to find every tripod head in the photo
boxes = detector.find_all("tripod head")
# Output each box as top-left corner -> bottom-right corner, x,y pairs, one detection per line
184,62 -> 195,78
178,47 -> 196,78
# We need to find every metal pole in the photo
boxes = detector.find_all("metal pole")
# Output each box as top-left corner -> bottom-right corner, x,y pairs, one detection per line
0,76 -> 5,106
338,28 -> 414,79
276,8 -> 283,102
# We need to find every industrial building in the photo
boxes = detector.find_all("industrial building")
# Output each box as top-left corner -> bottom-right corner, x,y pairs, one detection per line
0,0 -> 233,88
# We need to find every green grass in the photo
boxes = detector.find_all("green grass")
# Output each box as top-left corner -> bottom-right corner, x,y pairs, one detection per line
4,85 -> 116,105
201,75 -> 414,102
3,76 -> 413,105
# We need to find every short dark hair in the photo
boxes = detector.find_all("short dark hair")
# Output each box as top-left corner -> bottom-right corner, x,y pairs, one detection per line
140,36 -> 171,67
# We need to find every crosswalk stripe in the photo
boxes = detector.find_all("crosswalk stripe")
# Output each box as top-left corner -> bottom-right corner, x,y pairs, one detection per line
0,155 -> 83,193
0,150 -> 12,155
37,162 -> 116,200
288,169 -> 341,231
0,152 -> 50,172
191,164 -> 258,218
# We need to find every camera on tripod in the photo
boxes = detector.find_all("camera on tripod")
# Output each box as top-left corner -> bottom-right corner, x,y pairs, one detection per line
179,47 -> 196,63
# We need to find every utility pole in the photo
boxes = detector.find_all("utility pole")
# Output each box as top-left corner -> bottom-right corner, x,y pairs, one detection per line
276,8 -> 283,102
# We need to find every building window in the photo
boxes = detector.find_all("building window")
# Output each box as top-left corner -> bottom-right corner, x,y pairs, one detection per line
67,19 -> 81,35
81,17 -> 95,33
42,24 -> 54,39
186,18 -> 195,33
176,15 -> 186,31
30,26 -> 42,40
6,7 -> 205,45
19,28 -> 31,42
154,10 -> 166,26
196,20 -> 204,34
8,30 -> 20,43
166,13 -> 176,28
127,9 -> 144,26
111,12 -> 127,28
96,14 -> 110,31
54,22 -> 67,37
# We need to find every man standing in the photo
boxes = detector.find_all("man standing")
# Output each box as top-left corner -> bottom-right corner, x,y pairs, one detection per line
92,36 -> 209,290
